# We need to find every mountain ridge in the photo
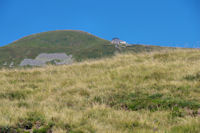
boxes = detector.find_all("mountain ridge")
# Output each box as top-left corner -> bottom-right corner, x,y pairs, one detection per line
0,30 -> 171,68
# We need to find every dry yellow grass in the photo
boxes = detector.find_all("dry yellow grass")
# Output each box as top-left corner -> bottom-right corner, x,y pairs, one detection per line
0,49 -> 200,132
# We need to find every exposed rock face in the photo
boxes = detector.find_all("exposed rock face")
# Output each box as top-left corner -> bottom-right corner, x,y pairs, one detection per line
20,59 -> 46,67
35,53 -> 71,61
9,62 -> 14,67
20,53 -> 73,67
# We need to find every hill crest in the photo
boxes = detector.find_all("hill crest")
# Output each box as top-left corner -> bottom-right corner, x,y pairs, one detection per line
0,30 -> 168,68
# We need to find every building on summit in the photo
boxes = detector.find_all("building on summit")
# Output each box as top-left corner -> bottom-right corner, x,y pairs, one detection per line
111,38 -> 128,48
111,38 -> 127,45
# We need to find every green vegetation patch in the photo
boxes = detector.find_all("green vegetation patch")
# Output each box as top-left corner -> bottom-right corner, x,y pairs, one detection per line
169,121 -> 200,133
17,111 -> 54,133
93,92 -> 200,118
113,92 -> 200,111
184,72 -> 200,81
17,111 -> 46,129
0,125 -> 21,133
0,111 -> 53,133
0,90 -> 31,100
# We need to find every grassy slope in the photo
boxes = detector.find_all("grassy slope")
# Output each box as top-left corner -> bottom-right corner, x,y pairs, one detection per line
0,30 -> 115,66
0,30 -> 169,68
0,49 -> 200,132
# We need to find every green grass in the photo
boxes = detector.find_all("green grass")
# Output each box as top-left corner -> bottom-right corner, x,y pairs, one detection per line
0,49 -> 200,132
0,30 -> 115,67
0,30 -> 170,68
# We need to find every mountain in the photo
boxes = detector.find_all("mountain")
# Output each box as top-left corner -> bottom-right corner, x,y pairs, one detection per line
0,30 -> 169,68
0,49 -> 199,132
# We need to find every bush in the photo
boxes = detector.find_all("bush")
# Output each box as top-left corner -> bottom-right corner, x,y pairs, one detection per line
33,124 -> 53,133
0,125 -> 21,133
17,111 -> 45,129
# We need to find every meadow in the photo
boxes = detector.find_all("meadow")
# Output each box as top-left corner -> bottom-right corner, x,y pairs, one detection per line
0,49 -> 200,133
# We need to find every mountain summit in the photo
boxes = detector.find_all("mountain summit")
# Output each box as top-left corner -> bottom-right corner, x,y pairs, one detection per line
0,30 -> 166,68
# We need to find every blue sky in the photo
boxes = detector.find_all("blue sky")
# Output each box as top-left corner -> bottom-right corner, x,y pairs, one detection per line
0,0 -> 199,47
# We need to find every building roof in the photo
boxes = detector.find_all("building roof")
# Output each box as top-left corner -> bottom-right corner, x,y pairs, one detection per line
112,37 -> 120,40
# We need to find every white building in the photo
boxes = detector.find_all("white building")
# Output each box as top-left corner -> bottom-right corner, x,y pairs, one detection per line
120,41 -> 127,44
111,38 -> 127,45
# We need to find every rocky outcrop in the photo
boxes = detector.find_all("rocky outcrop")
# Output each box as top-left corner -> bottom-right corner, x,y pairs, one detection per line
20,53 -> 73,67
20,59 -> 46,67
9,62 -> 14,67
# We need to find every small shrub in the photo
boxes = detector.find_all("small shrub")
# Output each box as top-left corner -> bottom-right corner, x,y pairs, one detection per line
33,126 -> 51,133
33,122 -> 54,133
171,107 -> 185,118
132,121 -> 140,128
17,111 -> 45,129
0,125 -> 21,133
64,123 -> 72,132
8,91 -> 27,100
93,96 -> 104,104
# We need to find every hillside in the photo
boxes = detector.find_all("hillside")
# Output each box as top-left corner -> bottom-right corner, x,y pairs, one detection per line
0,49 -> 200,132
0,30 -> 115,67
0,30 -> 168,68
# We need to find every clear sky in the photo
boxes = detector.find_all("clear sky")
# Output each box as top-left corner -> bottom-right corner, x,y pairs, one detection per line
0,0 -> 199,47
